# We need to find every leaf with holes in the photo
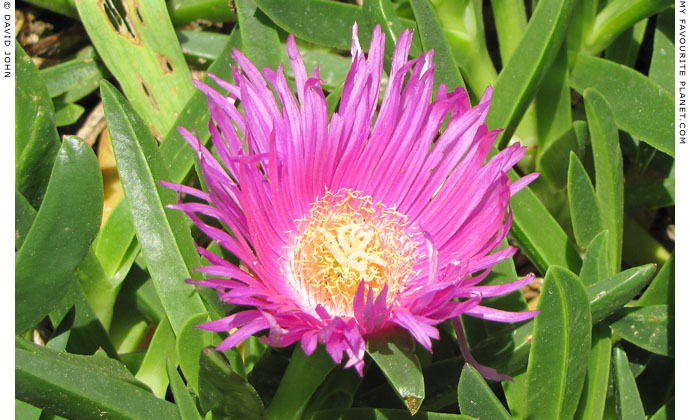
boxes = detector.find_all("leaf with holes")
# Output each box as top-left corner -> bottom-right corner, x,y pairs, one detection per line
76,0 -> 195,139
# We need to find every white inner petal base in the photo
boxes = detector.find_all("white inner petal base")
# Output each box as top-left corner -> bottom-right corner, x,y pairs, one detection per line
288,189 -> 422,317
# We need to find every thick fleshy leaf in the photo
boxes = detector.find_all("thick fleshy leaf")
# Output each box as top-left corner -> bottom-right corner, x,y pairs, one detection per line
288,49 -> 355,91
101,80 -> 207,334
587,264 -> 656,324
573,323 -> 612,420
15,399 -> 41,420
302,366 -> 363,419
39,50 -> 104,100
75,0 -> 195,139
15,43 -> 56,160
22,0 -> 78,18
167,358 -> 204,420
649,9 -> 673,93
94,28 -> 242,284
622,215 -> 671,268
624,177 -> 675,211
167,0 -> 237,26
363,0 -> 422,61
486,0 -> 577,147
637,251 -> 674,306
610,305 -> 673,357
603,19 -> 648,68
199,348 -> 264,419
585,0 -> 673,54
409,0 -> 465,91
15,43 -> 60,208
108,268 -> 153,354
15,136 -> 103,334
135,317 -> 178,398
237,0 -> 282,72
75,248 -> 120,330
584,88 -> 624,275
16,344 -> 179,420
535,45 -> 572,148
509,170 -> 583,274
537,120 -> 588,189
613,347 -> 646,420
570,53 -> 674,157
266,346 -> 335,420
54,101 -> 85,126
649,400 -> 674,420
367,332 -> 426,415
524,266 -> 591,420
502,369 -> 528,419
14,190 -> 36,250
255,0 -> 364,49
568,152 -> 605,249
49,280 -> 119,358
312,409 -> 476,420
579,230 -> 610,287
457,363 -> 512,420
177,30 -> 229,61
177,313 -> 213,395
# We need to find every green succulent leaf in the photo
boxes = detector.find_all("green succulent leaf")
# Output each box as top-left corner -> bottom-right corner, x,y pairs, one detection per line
610,305 -> 674,357
570,53 -> 674,157
568,152 -> 605,249
367,331 -> 426,415
579,230 -> 610,287
266,346 -> 335,420
583,88 -> 624,275
537,120 -> 588,189
167,358 -> 204,420
254,0 -> 364,50
524,266 -> 591,420
101,80 -> 207,335
613,347 -> 646,420
237,0 -> 282,72
457,363 -> 512,419
487,0 -> 577,147
637,251 -> 674,306
15,43 -> 60,208
16,343 -> 179,420
199,348 -> 265,419
409,0 -> 465,91
76,0 -> 195,139
312,408 -> 476,420
587,264 -> 656,324
177,313 -> 213,395
135,317 -> 178,398
573,323 -> 612,420
15,136 -> 103,334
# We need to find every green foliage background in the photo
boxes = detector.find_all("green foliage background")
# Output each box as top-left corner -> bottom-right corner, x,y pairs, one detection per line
15,0 -> 674,419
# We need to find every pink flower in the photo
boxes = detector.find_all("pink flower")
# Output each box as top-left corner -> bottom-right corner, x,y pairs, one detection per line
164,23 -> 538,379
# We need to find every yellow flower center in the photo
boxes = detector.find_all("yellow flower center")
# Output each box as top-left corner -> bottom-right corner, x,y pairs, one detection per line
289,189 -> 421,317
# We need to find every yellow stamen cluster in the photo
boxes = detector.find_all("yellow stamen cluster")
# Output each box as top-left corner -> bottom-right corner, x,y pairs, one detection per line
289,189 -> 421,317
